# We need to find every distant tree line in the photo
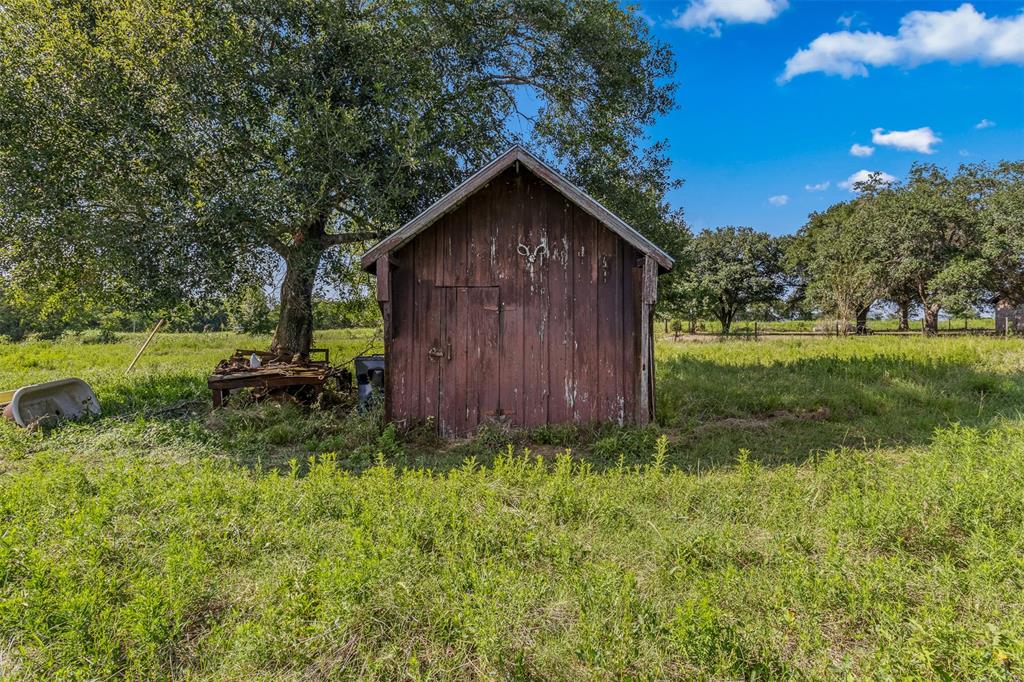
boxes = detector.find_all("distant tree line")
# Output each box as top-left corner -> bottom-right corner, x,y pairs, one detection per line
662,161 -> 1023,334
4,155 -> 1018,341
0,285 -> 380,342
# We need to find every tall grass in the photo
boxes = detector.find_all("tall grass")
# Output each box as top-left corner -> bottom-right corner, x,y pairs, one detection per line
0,332 -> 1022,678
2,425 -> 1022,679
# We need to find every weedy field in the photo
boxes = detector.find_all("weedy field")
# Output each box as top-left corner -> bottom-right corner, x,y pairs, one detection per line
0,331 -> 1022,679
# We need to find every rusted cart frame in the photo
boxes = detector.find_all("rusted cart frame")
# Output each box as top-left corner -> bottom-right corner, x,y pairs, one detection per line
208,348 -> 333,407
208,370 -> 329,407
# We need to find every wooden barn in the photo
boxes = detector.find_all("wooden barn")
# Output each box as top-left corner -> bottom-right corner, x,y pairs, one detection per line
361,146 -> 674,436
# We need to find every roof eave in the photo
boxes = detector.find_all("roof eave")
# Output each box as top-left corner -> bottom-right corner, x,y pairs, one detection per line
361,145 -> 675,273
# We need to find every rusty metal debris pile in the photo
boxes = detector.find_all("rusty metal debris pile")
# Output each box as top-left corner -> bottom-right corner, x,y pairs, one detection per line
208,349 -> 352,407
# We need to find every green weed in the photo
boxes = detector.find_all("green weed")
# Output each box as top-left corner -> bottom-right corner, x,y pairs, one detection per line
0,332 -> 1022,678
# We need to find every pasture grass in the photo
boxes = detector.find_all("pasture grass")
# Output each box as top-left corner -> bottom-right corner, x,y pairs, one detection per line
0,331 -> 1022,679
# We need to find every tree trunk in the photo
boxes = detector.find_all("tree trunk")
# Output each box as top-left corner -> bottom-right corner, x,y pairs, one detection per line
922,303 -> 940,336
717,307 -> 734,335
855,306 -> 869,335
271,246 -> 323,360
897,300 -> 910,332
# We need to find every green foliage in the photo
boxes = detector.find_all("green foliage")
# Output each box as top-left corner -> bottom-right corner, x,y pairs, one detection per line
0,0 -> 681,354
885,163 -> 988,330
224,286 -> 275,335
783,162 -> 1023,333
313,295 -> 380,330
788,199 -> 886,325
681,227 -> 786,333
978,161 -> 1024,302
0,292 -> 26,341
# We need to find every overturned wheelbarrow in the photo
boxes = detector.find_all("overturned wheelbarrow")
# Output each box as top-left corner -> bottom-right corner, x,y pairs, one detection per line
1,378 -> 101,427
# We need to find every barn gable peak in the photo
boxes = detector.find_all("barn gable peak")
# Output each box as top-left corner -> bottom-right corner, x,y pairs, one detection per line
361,145 -> 674,273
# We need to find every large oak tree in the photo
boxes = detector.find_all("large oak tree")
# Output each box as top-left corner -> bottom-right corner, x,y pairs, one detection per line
787,176 -> 892,334
0,0 -> 684,357
682,226 -> 785,334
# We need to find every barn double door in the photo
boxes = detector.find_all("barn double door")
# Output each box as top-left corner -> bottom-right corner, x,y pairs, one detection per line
431,286 -> 500,436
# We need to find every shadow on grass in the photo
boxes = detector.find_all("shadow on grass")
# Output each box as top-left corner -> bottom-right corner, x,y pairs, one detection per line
655,353 -> 1023,469
8,352 -> 1020,476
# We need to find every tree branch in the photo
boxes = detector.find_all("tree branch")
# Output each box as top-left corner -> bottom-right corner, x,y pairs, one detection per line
321,231 -> 390,247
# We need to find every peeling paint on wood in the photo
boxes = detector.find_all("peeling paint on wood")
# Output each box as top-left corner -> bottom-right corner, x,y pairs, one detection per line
377,164 -> 665,436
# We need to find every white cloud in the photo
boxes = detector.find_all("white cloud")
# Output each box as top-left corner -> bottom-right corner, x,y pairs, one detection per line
636,10 -> 656,27
975,118 -> 996,129
779,3 -> 1024,82
837,14 -> 854,29
871,126 -> 941,153
959,149 -> 971,156
804,181 -> 830,191
669,0 -> 788,35
850,143 -> 875,157
768,194 -> 790,206
840,169 -> 897,191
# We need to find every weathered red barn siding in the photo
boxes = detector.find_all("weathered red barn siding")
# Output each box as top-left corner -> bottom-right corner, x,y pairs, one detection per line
382,166 -> 645,436
365,146 -> 670,437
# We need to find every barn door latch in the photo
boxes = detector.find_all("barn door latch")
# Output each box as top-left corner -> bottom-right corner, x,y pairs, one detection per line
428,345 -> 443,360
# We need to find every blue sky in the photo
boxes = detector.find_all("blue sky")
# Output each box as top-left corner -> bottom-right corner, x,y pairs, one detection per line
636,0 -> 1024,235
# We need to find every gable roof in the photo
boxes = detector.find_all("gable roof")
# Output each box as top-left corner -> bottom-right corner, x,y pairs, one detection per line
360,145 -> 674,272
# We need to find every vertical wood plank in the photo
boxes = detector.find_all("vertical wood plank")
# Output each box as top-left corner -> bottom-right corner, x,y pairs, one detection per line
455,287 -> 474,432
389,248 -> 415,425
434,214 -> 446,286
443,209 -> 468,287
638,255 -> 659,425
497,167 -> 525,426
572,208 -> 598,423
414,227 -> 441,425
375,257 -> 390,301
477,287 -> 500,422
375,254 -> 394,422
620,244 -> 638,424
466,183 -> 495,286
596,223 -> 621,423
522,172 -> 549,427
420,285 -> 442,425
439,287 -> 456,436
408,238 -> 422,423
546,189 -> 574,424
381,298 -> 394,423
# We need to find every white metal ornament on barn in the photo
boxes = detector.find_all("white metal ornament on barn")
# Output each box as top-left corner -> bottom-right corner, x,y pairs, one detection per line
517,240 -> 548,278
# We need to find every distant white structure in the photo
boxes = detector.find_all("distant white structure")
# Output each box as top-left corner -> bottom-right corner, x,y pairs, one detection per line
992,295 -> 1024,334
